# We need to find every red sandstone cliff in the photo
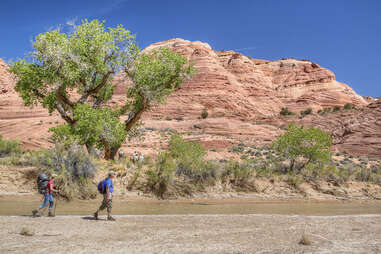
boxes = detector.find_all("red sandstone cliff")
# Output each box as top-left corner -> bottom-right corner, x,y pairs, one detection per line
0,39 -> 379,158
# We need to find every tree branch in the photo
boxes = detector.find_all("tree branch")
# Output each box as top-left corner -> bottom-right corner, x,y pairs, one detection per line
77,71 -> 112,104
56,87 -> 74,108
56,102 -> 75,124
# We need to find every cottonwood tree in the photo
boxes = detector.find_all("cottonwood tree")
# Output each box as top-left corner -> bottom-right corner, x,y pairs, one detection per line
271,123 -> 332,172
10,19 -> 196,159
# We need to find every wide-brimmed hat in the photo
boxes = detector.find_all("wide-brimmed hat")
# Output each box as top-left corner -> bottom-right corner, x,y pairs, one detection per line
108,170 -> 116,176
51,173 -> 58,178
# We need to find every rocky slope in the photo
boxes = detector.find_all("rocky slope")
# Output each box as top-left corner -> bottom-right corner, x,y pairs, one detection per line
0,39 -> 380,158
300,100 -> 381,158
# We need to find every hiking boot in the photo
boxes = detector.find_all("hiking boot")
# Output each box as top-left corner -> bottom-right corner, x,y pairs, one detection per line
93,212 -> 98,220
107,216 -> 116,221
32,209 -> 38,217
48,211 -> 55,217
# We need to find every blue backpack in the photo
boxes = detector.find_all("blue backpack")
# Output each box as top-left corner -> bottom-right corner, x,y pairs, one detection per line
97,179 -> 105,194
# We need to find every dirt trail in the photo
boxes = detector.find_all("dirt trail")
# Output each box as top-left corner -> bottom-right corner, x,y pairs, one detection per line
1,214 -> 380,254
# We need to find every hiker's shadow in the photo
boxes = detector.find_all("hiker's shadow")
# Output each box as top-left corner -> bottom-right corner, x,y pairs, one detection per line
81,216 -> 106,221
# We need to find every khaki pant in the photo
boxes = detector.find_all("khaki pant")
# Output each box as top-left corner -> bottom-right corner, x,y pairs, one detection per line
98,193 -> 112,213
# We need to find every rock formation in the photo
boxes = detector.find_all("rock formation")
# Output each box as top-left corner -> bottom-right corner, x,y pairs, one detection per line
0,39 -> 379,158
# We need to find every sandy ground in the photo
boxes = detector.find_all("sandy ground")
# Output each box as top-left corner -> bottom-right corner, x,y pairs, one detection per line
1,214 -> 380,254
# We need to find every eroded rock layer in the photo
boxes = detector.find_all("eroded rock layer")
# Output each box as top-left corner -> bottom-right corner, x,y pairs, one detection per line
1,39 -> 379,158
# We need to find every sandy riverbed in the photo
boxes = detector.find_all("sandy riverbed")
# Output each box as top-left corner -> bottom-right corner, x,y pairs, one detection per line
1,214 -> 380,254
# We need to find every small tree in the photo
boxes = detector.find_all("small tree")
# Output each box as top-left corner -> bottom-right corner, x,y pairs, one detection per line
10,19 -> 196,159
271,123 -> 332,172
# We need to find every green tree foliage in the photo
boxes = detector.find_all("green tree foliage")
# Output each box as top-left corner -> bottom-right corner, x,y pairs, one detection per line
10,19 -> 196,159
50,104 -> 126,151
271,123 -> 332,172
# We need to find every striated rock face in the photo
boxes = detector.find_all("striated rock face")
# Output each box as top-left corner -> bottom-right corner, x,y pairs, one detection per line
303,100 -> 381,158
0,38 -> 378,158
0,59 -> 61,149
113,38 -> 367,120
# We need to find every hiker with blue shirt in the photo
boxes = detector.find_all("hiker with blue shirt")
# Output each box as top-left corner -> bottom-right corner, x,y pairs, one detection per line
94,170 -> 116,221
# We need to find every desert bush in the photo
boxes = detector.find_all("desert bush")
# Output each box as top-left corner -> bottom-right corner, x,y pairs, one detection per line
22,144 -> 98,200
54,174 -> 97,200
300,108 -> 312,117
165,116 -> 173,121
280,107 -> 295,116
175,116 -> 184,121
333,106 -> 341,112
145,127 -> 157,131
323,108 -> 331,114
344,103 -> 355,110
168,134 -> 214,184
222,160 -> 255,188
45,144 -> 97,179
0,135 -> 21,158
201,108 -> 208,119
230,145 -> 245,153
146,152 -> 176,198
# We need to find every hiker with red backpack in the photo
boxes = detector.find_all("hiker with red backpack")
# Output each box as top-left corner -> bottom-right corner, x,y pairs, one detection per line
94,170 -> 116,221
32,173 -> 58,217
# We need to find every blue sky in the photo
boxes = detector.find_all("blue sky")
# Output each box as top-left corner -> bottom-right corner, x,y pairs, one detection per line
1,0 -> 380,96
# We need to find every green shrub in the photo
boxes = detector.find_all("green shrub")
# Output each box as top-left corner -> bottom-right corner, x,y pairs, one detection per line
21,144 -> 98,200
175,116 -> 184,121
165,116 -> 173,121
46,144 -> 97,179
344,103 -> 355,110
0,135 -> 21,158
223,160 -> 255,188
146,152 -> 175,198
333,106 -> 341,112
230,145 -> 245,153
168,134 -> 209,183
280,107 -> 295,116
300,108 -> 312,117
323,108 -> 331,113
241,155 -> 248,160
201,108 -> 208,119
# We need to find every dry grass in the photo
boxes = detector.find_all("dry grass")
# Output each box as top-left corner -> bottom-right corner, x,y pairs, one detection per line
299,233 -> 312,245
20,227 -> 34,236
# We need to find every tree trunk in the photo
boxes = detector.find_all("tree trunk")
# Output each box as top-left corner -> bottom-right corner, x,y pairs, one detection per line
289,159 -> 295,172
104,144 -> 120,160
